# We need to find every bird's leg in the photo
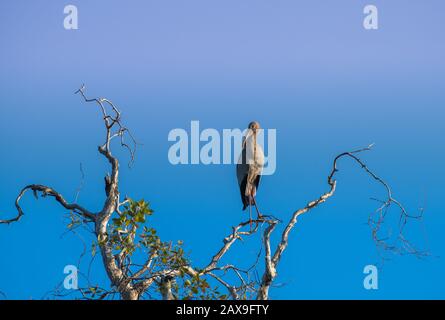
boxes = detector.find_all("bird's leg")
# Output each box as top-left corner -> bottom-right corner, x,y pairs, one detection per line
249,197 -> 253,232
252,196 -> 263,220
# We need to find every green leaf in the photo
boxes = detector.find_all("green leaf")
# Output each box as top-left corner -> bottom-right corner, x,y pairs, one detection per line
91,242 -> 97,257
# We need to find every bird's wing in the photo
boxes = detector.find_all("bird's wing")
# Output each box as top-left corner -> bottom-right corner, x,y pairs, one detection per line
236,148 -> 249,187
254,174 -> 261,191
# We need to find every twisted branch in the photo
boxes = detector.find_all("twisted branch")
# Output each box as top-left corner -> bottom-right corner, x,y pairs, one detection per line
0,184 -> 95,224
257,144 -> 427,299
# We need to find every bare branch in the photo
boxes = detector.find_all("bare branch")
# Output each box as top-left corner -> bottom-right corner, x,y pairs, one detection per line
208,273 -> 238,299
75,85 -> 138,167
0,184 -> 95,224
256,144 -> 427,299
203,218 -> 264,273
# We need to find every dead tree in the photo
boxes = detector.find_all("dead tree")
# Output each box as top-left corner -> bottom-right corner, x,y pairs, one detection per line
0,86 -> 426,300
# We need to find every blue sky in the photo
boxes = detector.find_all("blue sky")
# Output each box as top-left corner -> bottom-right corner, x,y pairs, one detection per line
0,0 -> 444,299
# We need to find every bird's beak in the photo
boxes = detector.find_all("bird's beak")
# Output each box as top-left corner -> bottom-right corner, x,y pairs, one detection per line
243,129 -> 253,148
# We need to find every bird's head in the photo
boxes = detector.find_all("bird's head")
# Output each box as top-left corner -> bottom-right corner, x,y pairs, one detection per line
243,121 -> 261,145
248,121 -> 261,133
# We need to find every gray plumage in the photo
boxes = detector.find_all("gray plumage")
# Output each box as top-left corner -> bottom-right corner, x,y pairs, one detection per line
237,121 -> 264,210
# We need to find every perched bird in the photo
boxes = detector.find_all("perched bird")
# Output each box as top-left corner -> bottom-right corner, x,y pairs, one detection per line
237,121 -> 264,220
104,173 -> 111,197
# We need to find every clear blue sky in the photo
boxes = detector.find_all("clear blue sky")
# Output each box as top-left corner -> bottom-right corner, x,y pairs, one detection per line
0,0 -> 444,299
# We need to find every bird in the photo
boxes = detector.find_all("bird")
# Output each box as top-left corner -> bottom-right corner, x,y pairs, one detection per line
237,121 -> 264,223
104,173 -> 111,197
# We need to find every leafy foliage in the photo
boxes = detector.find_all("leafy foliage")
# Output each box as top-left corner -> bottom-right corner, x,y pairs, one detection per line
95,199 -> 227,300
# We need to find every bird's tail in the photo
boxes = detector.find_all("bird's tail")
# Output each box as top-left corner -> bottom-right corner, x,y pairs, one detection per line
242,195 -> 253,211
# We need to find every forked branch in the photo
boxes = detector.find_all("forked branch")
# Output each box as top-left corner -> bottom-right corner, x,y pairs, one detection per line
257,144 -> 426,299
